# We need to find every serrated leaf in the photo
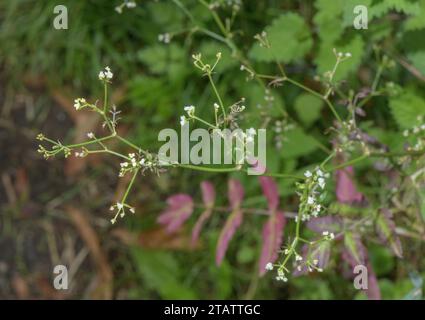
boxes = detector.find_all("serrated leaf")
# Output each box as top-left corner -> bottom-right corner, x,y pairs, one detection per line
343,231 -> 366,267
376,209 -> 403,258
249,13 -> 312,63
389,91 -> 425,129
407,51 -> 425,76
314,0 -> 344,43
370,0 -> 420,19
293,93 -> 324,127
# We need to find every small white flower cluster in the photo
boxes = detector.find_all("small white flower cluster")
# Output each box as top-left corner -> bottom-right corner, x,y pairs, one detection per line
98,66 -> 113,81
322,230 -> 335,240
298,168 -> 329,221
87,132 -> 95,139
180,105 -> 196,126
110,202 -> 135,224
265,262 -> 274,271
74,149 -> 88,158
115,1 -> 136,14
158,33 -> 171,44
119,153 -> 144,177
275,269 -> 288,282
74,98 -> 87,110
402,116 -> 425,152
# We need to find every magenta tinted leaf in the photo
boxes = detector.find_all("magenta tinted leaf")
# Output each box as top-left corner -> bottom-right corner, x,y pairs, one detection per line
306,216 -> 342,234
376,208 -> 403,258
258,211 -> 285,276
336,166 -> 363,204
216,209 -> 243,266
228,179 -> 244,209
201,181 -> 215,208
259,176 -> 279,211
365,262 -> 381,300
191,208 -> 213,247
157,194 -> 194,233
342,232 -> 366,268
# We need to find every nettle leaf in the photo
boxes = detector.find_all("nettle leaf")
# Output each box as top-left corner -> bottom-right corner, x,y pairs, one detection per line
335,166 -> 363,204
404,0 -> 425,31
376,209 -> 403,258
157,194 -> 194,233
216,179 -> 244,266
315,35 -> 365,81
370,0 -> 420,19
293,93 -> 324,127
389,91 -> 425,129
191,181 -> 216,246
249,13 -> 313,63
314,0 -> 344,43
343,231 -> 366,267
259,212 -> 286,276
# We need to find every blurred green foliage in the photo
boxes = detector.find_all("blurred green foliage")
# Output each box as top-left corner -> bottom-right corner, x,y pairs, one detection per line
2,0 -> 425,299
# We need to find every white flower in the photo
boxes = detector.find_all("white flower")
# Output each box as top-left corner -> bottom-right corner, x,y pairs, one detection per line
129,153 -> 135,158
120,162 -> 128,168
307,196 -> 315,205
87,132 -> 95,139
322,231 -> 329,236
126,1 -> 136,8
318,177 -> 326,189
109,206 -> 114,211
304,170 -> 312,178
139,158 -> 145,166
180,116 -> 186,126
284,249 -> 290,255
295,255 -> 303,261
313,259 -> 319,265
115,6 -> 123,14
184,105 -> 195,116
297,265 -> 302,272
129,207 -> 135,214
329,232 -> 335,239
317,268 -> 323,272
277,269 -> 284,277
316,168 -> 324,177
74,98 -> 86,110
345,52 -> 352,58
213,103 -> 220,111
99,66 -> 113,81
265,263 -> 274,271
117,202 -> 124,210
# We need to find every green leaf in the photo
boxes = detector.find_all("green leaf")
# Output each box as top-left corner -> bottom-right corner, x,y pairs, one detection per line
249,13 -> 312,63
293,93 -> 324,127
131,248 -> 197,299
344,231 -> 365,265
314,0 -> 344,43
389,91 -> 425,129
280,128 -> 320,159
407,51 -> 425,76
370,0 -> 420,19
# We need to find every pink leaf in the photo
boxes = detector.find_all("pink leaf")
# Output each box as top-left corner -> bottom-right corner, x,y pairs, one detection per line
258,211 -> 285,276
191,181 -> 216,247
376,208 -> 403,258
191,208 -> 213,247
216,209 -> 243,266
259,176 -> 279,211
201,181 -> 215,208
228,179 -> 244,209
336,166 -> 363,204
157,194 -> 194,233
365,262 -> 381,300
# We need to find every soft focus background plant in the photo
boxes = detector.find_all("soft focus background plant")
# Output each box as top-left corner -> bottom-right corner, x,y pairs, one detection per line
1,0 -> 425,299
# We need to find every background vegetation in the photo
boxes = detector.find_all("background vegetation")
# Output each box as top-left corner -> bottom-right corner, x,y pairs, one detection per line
0,0 -> 424,299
